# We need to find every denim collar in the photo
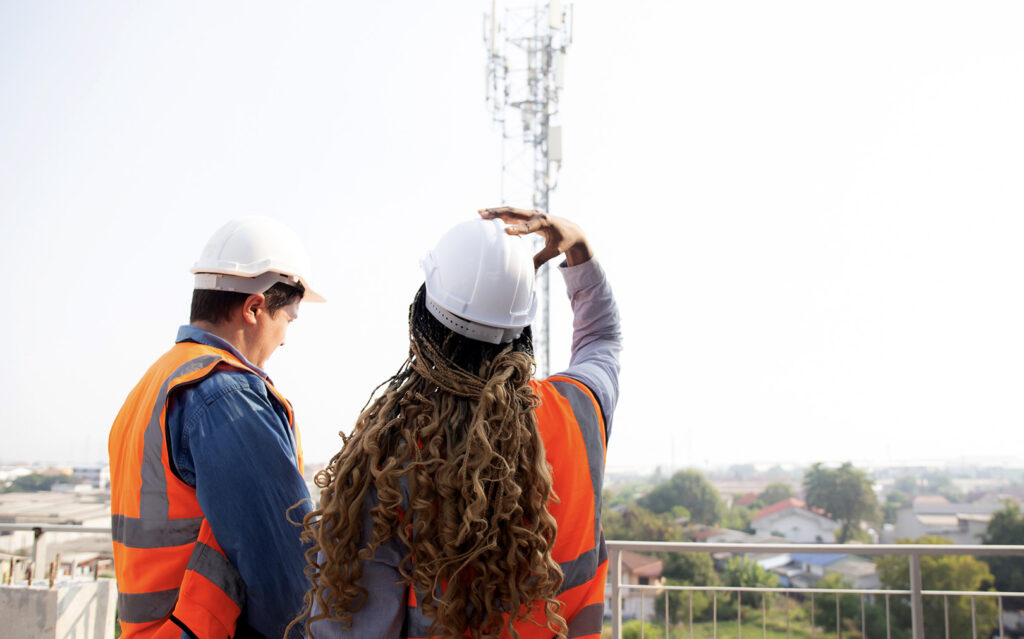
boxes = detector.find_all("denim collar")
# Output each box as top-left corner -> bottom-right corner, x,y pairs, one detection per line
175,325 -> 270,381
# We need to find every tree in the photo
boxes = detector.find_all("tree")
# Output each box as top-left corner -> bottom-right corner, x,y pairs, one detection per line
803,462 -> 880,543
721,556 -> 778,607
812,574 -> 855,633
877,536 -> 998,639
758,481 -> 793,506
654,580 -> 714,624
719,504 -> 753,532
982,500 -> 1024,605
602,505 -> 684,542
1,473 -> 62,493
884,489 -> 912,525
662,549 -> 716,584
893,475 -> 920,495
638,469 -> 723,525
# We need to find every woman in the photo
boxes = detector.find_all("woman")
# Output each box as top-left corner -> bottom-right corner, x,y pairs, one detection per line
293,208 -> 621,638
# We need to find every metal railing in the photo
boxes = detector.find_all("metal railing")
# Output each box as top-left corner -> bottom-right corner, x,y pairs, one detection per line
607,540 -> 1024,639
6,525 -> 1024,638
0,522 -> 112,583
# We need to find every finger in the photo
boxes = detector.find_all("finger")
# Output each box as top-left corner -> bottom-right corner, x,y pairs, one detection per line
503,220 -> 536,235
477,207 -> 543,222
505,215 -> 551,236
533,244 -> 561,270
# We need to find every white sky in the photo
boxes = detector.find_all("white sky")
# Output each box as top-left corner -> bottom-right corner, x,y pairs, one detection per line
2,1 -> 1024,473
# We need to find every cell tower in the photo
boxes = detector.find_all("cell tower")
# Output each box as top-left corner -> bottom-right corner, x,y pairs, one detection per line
484,0 -> 572,379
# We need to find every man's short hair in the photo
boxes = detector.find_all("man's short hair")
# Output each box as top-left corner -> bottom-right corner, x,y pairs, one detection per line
190,281 -> 305,324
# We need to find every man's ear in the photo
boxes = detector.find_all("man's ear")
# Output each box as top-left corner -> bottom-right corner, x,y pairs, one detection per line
240,293 -> 266,326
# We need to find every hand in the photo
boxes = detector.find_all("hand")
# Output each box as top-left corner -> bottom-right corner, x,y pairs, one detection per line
478,207 -> 593,269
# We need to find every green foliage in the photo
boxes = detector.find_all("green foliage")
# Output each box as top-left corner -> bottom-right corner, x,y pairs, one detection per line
617,619 -> 648,639
654,579 -> 714,623
722,557 -> 778,607
891,473 -> 962,502
876,535 -> 998,639
602,505 -> 685,542
884,489 -> 913,524
758,482 -> 794,506
603,474 -> 665,509
982,500 -> 1024,599
1,473 -> 62,493
638,469 -> 723,525
720,504 -> 754,532
662,551 -> 716,584
803,462 -> 880,543
922,472 -> 962,502
810,574 -> 861,634
894,475 -> 920,495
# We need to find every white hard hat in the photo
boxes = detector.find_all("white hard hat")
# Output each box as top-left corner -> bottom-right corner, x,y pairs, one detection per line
421,218 -> 536,344
191,217 -> 325,303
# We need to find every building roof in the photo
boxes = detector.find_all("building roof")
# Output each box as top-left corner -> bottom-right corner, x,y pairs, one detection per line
0,490 -> 110,525
752,498 -> 806,521
828,556 -> 877,578
734,492 -> 760,506
620,550 -> 663,579
790,553 -> 846,566
958,513 -> 992,523
916,514 -> 959,527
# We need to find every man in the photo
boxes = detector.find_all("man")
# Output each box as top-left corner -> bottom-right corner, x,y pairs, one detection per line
297,208 -> 620,638
109,217 -> 324,639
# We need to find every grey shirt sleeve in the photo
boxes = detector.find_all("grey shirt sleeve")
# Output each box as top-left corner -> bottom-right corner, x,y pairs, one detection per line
550,257 -> 622,437
307,489 -> 408,639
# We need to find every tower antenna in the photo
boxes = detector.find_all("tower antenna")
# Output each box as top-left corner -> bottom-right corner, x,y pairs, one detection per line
484,0 -> 573,378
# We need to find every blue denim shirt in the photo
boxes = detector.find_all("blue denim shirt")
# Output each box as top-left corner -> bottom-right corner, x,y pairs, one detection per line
167,325 -> 311,639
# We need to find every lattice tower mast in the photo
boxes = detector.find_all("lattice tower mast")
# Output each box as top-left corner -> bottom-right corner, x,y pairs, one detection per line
484,0 -> 572,379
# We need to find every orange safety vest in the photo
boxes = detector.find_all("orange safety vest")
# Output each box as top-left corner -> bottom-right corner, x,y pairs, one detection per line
108,341 -> 303,639
404,376 -> 608,639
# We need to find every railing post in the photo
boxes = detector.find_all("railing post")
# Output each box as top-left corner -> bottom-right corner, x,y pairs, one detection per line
910,553 -> 925,639
610,547 -> 622,639
32,527 -> 47,581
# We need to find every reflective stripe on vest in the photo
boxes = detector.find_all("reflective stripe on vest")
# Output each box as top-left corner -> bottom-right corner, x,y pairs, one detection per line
404,376 -> 608,638
110,342 -> 300,638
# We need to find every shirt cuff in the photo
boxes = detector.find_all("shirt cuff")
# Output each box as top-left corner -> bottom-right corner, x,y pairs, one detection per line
558,257 -> 605,293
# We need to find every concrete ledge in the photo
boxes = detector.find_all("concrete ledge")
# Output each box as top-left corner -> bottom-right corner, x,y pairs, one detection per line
0,579 -> 116,639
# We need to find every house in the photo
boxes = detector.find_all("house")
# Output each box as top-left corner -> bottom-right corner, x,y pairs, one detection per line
605,550 -> 664,620
750,498 -> 840,543
734,492 -> 760,507
780,553 -> 880,589
880,495 -> 997,544
687,525 -> 793,575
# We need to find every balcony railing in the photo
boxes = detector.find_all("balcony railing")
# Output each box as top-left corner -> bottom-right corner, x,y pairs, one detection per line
607,540 -> 1024,639
0,522 -> 113,583
5,525 -> 1024,639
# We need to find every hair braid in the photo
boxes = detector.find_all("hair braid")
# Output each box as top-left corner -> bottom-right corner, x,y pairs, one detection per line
290,285 -> 567,639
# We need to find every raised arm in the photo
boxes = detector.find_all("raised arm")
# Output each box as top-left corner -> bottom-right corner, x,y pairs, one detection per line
478,208 -> 622,435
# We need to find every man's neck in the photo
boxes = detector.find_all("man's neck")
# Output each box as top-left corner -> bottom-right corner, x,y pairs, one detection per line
191,320 -> 252,361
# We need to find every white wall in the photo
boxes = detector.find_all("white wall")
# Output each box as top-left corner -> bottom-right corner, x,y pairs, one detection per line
752,510 -> 837,543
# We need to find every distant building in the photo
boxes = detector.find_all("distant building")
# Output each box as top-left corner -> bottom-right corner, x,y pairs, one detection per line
781,553 -> 881,589
0,490 -> 111,563
881,495 -> 999,544
72,466 -> 110,489
687,525 -> 793,574
605,550 -> 664,621
734,492 -> 760,507
750,498 -> 840,543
